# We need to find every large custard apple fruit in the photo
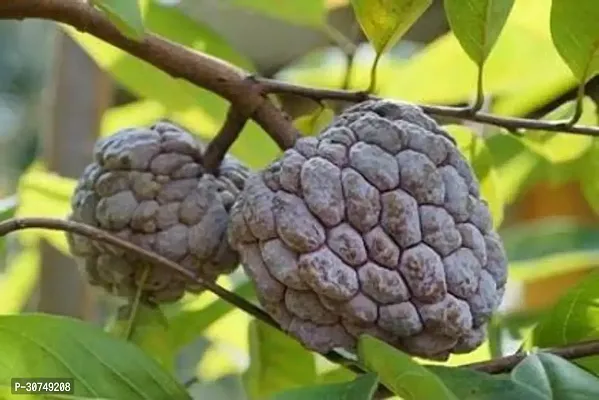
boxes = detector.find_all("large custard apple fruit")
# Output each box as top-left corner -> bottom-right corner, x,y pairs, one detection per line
66,121 -> 249,303
227,100 -> 508,360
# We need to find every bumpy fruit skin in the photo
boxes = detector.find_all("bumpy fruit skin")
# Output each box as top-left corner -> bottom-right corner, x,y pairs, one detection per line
66,121 -> 249,303
228,100 -> 508,360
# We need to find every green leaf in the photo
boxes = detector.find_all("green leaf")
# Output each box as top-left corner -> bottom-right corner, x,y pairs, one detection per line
270,372 -> 379,400
529,269 -> 599,373
0,313 -> 191,399
521,98 -> 597,163
512,352 -> 599,399
444,0 -> 515,66
244,320 -> 317,399
229,0 -> 327,27
283,1 -> 574,115
444,125 -> 504,228
350,0 -> 433,55
350,0 -> 432,89
91,0 -> 144,40
550,0 -> 599,83
0,195 -> 18,257
429,365 -> 544,400
105,304 -> 174,373
357,335 -> 457,399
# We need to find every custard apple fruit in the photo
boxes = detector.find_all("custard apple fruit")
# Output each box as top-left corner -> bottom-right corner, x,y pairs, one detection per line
227,100 -> 507,360
66,121 -> 249,303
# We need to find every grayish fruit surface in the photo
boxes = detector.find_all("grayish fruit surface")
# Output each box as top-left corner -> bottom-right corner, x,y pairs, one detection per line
66,121 -> 249,303
228,100 -> 508,360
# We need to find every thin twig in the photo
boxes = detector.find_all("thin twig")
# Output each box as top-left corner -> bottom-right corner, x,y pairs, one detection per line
464,339 -> 599,374
255,78 -> 599,137
203,107 -> 248,174
0,0 -> 298,150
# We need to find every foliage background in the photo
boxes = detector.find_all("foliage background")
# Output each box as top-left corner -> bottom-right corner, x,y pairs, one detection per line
3,0 -> 599,398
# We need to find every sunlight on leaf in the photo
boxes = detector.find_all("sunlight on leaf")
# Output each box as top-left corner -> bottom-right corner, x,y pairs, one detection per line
351,0 -> 432,90
244,321 -> 317,399
351,0 -> 433,55
293,107 -> 335,136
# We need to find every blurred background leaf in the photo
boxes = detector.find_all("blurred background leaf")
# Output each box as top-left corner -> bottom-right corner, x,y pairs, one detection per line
91,0 -> 145,40
528,269 -> 599,373
244,321 -> 318,399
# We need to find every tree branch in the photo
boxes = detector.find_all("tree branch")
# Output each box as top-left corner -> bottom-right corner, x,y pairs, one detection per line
0,0 -> 298,150
465,339 -> 599,374
203,107 -> 248,174
255,78 -> 599,137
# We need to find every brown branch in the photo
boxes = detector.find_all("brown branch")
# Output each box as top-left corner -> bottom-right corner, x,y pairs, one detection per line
256,78 -> 599,137
0,217 -> 361,374
465,339 -> 599,374
203,107 -> 248,174
0,0 -> 298,150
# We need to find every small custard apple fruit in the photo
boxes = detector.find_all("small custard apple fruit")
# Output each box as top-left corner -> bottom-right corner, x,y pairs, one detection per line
227,100 -> 508,360
66,121 -> 249,303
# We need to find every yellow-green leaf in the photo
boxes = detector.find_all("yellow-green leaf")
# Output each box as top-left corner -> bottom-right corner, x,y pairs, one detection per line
91,0 -> 144,40
293,107 -> 335,136
550,0 -> 599,83
350,0 -> 433,55
244,321 -> 317,399
444,0 -> 515,66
